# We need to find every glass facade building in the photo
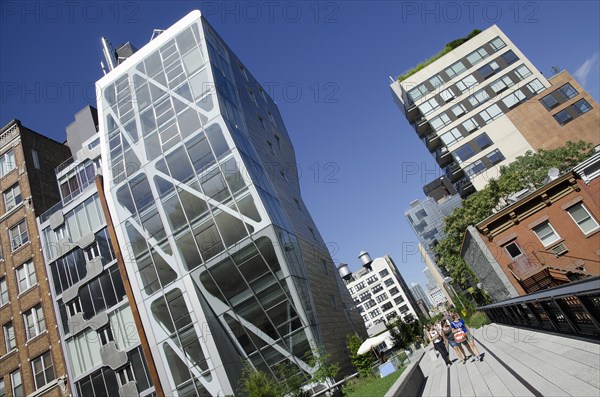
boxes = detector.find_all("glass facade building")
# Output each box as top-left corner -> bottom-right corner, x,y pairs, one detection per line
97,11 -> 362,396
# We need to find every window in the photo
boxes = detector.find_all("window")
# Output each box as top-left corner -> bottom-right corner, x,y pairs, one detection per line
456,74 -> 478,93
394,296 -> 405,305
67,298 -> 82,317
407,84 -> 429,102
369,309 -> 381,319
540,93 -> 559,110
24,304 -> 46,340
479,104 -> 503,124
430,113 -> 451,131
464,160 -> 486,177
16,261 -> 37,293
379,269 -> 389,277
355,282 -> 366,291
32,149 -> 40,169
468,89 -> 490,107
375,293 -> 388,303
364,300 -> 376,309
532,221 -> 561,246
3,184 -> 22,211
99,326 -> 115,345
491,75 -> 514,94
440,127 -> 463,146
117,365 -> 135,387
451,104 -> 466,117
486,149 -> 505,165
3,322 -> 15,351
462,118 -> 479,133
9,220 -> 29,251
247,89 -> 257,106
445,61 -> 466,79
11,371 -> 23,397
330,295 -> 339,311
257,115 -> 265,129
452,143 -> 476,164
572,99 -> 592,115
371,284 -> 383,294
389,287 -> 399,296
514,65 -> 532,79
418,97 -> 439,115
478,61 -> 500,79
466,47 -> 489,66
558,83 -> 578,99
267,110 -> 276,125
567,203 -> 599,234
474,133 -> 493,150
366,275 -> 378,285
383,278 -> 394,287
0,278 -> 8,306
505,242 -> 523,258
0,150 -> 16,177
382,302 -> 394,312
32,351 -> 56,389
0,379 -> 4,397
440,88 -> 455,102
501,50 -> 519,65
553,109 -> 573,126
502,90 -> 527,109
429,75 -> 443,89
527,79 -> 546,94
490,37 -> 506,51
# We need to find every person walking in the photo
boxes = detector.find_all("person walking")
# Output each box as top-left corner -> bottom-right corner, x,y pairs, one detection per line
427,324 -> 452,367
442,321 -> 466,363
451,313 -> 483,362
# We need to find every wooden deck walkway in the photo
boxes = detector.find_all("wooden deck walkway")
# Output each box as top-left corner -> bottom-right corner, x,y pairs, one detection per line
419,323 -> 600,396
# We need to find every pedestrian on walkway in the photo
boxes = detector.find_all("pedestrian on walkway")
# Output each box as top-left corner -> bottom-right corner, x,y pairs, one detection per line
451,313 -> 483,362
442,321 -> 466,363
427,324 -> 452,367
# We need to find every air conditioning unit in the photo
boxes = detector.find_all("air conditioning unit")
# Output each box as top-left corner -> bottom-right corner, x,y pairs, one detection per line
548,242 -> 568,257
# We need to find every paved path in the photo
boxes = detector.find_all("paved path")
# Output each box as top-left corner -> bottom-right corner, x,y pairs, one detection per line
420,323 -> 600,396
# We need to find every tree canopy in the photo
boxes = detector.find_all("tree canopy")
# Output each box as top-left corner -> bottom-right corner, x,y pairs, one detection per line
434,140 -> 595,289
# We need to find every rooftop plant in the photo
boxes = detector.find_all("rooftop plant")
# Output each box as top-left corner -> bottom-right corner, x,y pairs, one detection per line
398,29 -> 482,82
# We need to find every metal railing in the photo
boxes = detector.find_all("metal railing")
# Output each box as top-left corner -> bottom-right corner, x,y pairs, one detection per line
478,277 -> 600,341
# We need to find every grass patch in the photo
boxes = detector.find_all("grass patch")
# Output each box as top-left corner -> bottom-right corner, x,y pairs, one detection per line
467,311 -> 491,329
343,368 -> 405,397
398,29 -> 481,82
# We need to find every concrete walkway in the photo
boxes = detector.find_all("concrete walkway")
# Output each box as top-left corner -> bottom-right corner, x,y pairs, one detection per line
419,323 -> 600,396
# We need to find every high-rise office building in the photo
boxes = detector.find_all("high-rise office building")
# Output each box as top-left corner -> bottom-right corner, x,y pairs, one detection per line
0,120 -> 72,397
409,282 -> 432,309
95,10 -> 363,396
391,25 -> 599,197
37,107 -> 163,397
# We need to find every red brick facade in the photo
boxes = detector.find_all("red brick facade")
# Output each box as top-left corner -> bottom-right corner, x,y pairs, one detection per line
475,172 -> 600,295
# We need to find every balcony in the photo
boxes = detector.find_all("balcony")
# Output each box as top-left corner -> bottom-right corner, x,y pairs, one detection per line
444,162 -> 464,183
414,117 -> 430,138
435,146 -> 452,167
457,177 -> 475,198
405,102 -> 420,124
426,132 -> 442,152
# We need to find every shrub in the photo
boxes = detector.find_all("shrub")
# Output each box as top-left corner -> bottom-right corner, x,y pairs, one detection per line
468,311 -> 491,329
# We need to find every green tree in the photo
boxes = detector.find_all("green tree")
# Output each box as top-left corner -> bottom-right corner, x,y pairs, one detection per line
435,140 -> 594,289
388,318 -> 421,350
346,334 -> 375,378
238,363 -> 282,397
309,348 -> 340,390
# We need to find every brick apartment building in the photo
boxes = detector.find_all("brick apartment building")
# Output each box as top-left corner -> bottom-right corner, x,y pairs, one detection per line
0,120 -> 72,397
462,152 -> 600,299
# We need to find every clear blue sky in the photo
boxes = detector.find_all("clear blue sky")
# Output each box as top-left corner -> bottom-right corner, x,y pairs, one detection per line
1,1 -> 599,288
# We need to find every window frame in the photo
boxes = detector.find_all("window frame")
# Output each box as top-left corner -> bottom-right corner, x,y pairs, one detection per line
553,109 -> 573,126
32,351 -> 56,390
0,277 -> 8,307
3,183 -> 22,212
3,321 -> 16,352
16,261 -> 37,294
10,371 -> 22,397
9,220 -> 29,251
23,304 -> 46,340
566,202 -> 600,235
532,221 -> 561,247
0,150 -> 16,178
